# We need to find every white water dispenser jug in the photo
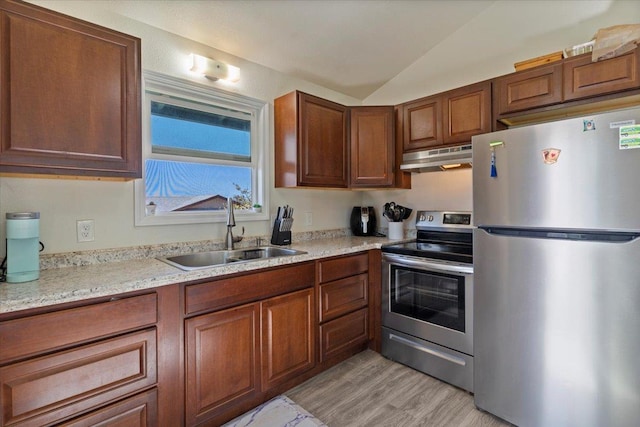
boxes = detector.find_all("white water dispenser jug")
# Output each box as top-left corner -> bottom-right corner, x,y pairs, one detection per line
6,212 -> 40,283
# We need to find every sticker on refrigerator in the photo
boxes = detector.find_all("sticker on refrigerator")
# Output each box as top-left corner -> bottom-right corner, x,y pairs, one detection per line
619,125 -> 640,150
610,119 -> 635,129
583,119 -> 596,131
542,148 -> 561,164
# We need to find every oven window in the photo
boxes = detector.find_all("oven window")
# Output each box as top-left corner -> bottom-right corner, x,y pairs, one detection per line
390,265 -> 465,332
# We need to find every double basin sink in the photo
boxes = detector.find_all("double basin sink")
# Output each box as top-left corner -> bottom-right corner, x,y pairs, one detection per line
159,246 -> 307,271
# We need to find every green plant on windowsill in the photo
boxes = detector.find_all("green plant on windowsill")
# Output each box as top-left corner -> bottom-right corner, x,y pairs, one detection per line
252,203 -> 262,213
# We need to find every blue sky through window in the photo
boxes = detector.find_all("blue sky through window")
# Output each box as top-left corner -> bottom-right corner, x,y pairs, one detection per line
145,101 -> 252,205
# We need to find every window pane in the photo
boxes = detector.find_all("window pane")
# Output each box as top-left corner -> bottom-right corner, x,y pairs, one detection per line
151,101 -> 251,161
145,159 -> 252,212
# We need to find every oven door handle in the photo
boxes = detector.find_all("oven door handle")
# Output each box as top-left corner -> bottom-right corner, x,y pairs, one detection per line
389,333 -> 467,366
383,254 -> 473,275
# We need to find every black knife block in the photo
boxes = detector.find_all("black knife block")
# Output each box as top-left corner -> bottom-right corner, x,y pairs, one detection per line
270,219 -> 292,245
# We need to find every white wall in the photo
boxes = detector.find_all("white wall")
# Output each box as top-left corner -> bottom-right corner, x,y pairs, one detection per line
0,1 -> 364,255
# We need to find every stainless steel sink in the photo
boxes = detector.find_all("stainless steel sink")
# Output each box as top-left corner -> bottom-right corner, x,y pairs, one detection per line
158,246 -> 307,271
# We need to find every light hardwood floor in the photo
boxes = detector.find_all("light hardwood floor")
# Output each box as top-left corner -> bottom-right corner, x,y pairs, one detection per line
286,350 -> 512,427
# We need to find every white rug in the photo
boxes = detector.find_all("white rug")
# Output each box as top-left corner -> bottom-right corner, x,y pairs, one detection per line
223,395 -> 327,427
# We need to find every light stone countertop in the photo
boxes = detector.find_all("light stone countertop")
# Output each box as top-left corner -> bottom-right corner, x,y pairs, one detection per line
0,236 -> 400,315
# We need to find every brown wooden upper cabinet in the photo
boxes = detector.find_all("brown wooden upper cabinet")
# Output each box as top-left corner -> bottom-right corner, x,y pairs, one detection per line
0,0 -> 141,178
401,81 -> 491,152
350,106 -> 394,188
564,49 -> 640,101
275,90 -> 398,188
495,48 -> 640,121
442,81 -> 492,145
275,91 -> 349,188
494,62 -> 563,115
401,95 -> 442,151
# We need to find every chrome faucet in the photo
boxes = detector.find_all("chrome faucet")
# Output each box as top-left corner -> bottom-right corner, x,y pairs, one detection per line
225,197 -> 236,250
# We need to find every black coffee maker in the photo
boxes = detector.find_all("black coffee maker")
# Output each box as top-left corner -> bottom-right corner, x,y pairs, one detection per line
350,207 -> 377,236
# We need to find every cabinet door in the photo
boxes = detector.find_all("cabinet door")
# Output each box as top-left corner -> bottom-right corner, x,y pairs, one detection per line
298,93 -> 348,187
443,81 -> 492,145
402,95 -> 442,151
185,303 -> 259,426
350,106 -> 394,187
564,49 -> 640,101
261,288 -> 315,391
0,0 -> 141,178
494,63 -> 563,115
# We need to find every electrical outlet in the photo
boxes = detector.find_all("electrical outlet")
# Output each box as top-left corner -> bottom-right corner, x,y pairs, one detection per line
77,220 -> 95,242
304,212 -> 313,226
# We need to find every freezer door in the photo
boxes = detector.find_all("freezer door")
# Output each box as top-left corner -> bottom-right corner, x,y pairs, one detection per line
474,228 -> 640,427
472,108 -> 640,231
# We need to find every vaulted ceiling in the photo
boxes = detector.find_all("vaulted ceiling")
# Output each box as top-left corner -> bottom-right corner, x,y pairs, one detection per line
89,0 -> 621,100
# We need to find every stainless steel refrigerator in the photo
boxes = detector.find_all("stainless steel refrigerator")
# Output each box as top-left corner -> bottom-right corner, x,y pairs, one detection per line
472,107 -> 640,427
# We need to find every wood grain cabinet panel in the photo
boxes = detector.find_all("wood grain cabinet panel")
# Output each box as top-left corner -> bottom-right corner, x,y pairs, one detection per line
564,50 -> 640,101
400,81 -> 490,151
185,304 -> 259,426
184,262 -> 315,315
0,293 -> 157,364
350,106 -> 395,188
443,81 -> 492,144
494,63 -> 563,115
275,91 -> 348,188
0,329 -> 156,426
261,288 -> 315,391
402,96 -> 442,151
60,389 -> 158,427
319,273 -> 368,323
318,252 -> 369,284
0,0 -> 141,178
320,308 -> 369,362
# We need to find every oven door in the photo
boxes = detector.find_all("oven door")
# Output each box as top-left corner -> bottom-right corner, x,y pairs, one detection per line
382,252 -> 473,355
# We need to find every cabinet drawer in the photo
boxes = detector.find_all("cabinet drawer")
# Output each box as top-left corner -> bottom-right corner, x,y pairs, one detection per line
0,329 -> 157,426
185,262 -> 314,315
320,308 -> 369,362
0,293 -> 157,364
60,389 -> 158,427
317,253 -> 368,284
319,273 -> 368,323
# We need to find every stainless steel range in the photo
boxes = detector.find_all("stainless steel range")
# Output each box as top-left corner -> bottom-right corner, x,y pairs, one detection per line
381,210 -> 474,392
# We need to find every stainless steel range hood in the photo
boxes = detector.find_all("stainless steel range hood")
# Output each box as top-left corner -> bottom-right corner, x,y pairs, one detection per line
400,144 -> 472,173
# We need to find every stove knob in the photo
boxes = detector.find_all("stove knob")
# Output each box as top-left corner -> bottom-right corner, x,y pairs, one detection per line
427,215 -> 434,222
419,214 -> 426,221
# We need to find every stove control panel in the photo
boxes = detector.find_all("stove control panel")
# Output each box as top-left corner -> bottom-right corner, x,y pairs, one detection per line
416,211 -> 472,230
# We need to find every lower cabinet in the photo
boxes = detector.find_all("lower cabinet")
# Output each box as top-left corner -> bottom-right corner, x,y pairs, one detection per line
0,293 -> 158,427
183,264 -> 316,426
185,304 -> 260,426
0,251 -> 380,426
261,289 -> 315,390
318,253 -> 371,363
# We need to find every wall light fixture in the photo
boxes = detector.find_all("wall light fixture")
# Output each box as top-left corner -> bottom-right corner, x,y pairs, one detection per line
189,53 -> 240,82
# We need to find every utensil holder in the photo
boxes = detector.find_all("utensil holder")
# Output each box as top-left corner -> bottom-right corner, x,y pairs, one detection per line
271,218 -> 293,245
388,222 -> 404,240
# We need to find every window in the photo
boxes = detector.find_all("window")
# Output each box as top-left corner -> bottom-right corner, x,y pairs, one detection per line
135,71 -> 268,226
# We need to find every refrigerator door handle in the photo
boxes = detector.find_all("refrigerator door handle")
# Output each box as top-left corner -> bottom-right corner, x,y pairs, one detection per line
479,226 -> 640,243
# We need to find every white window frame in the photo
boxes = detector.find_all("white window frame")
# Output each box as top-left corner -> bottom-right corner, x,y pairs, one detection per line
134,70 -> 269,226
